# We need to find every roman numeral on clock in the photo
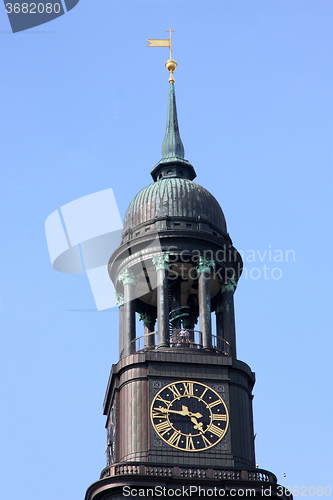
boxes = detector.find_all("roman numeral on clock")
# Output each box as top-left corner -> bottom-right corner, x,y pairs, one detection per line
209,424 -> 225,438
183,382 -> 194,396
156,395 -> 169,405
212,413 -> 227,421
185,435 -> 195,450
201,434 -> 212,447
199,387 -> 208,400
167,430 -> 181,447
152,410 -> 167,419
207,399 -> 221,409
155,420 -> 172,436
169,384 -> 181,399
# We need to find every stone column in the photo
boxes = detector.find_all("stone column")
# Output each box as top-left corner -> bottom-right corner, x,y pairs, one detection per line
139,312 -> 156,348
152,254 -> 170,348
221,277 -> 237,358
118,268 -> 136,357
197,257 -> 214,349
215,298 -> 224,352
115,292 -> 124,358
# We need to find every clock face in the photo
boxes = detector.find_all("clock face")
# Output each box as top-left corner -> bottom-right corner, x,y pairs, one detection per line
150,380 -> 229,452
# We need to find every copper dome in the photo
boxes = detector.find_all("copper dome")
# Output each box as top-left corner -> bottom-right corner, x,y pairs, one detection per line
122,177 -> 227,236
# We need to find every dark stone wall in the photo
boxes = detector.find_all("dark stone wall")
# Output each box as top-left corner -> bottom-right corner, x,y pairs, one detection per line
104,351 -> 255,469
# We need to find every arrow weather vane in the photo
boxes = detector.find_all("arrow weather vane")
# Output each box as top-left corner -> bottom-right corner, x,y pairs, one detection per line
147,27 -> 177,82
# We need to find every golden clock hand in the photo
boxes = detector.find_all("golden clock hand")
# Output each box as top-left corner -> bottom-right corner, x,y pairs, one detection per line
190,416 -> 204,432
187,411 -> 203,419
155,406 -> 168,414
156,406 -> 202,424
156,405 -> 204,433
179,406 -> 203,419
156,406 -> 188,416
167,406 -> 203,419
167,406 -> 189,416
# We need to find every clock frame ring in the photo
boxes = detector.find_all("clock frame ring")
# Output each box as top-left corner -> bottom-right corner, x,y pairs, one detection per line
150,380 -> 229,452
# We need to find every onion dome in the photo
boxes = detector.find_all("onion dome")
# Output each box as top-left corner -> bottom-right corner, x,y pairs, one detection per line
122,81 -> 228,241
123,178 -> 227,236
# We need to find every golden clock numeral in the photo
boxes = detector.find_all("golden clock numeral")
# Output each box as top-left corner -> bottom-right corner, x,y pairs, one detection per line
201,434 -> 212,447
152,410 -> 167,419
212,413 -> 227,421
209,424 -> 225,438
183,382 -> 194,396
155,420 -> 172,436
199,387 -> 208,400
185,435 -> 195,450
207,399 -> 221,409
169,384 -> 181,399
156,394 -> 169,405
167,430 -> 181,447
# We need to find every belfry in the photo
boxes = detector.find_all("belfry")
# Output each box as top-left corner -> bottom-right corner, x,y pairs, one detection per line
84,35 -> 290,500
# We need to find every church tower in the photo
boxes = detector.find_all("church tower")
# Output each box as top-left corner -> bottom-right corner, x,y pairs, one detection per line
85,40 -> 290,500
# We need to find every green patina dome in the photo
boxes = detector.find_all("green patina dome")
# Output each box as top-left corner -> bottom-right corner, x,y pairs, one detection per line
122,82 -> 227,237
123,177 -> 227,235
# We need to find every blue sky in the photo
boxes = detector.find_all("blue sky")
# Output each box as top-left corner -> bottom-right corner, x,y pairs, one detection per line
1,1 -> 332,498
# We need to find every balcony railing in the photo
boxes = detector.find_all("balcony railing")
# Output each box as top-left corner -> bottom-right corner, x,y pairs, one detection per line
130,329 -> 231,356
100,462 -> 277,484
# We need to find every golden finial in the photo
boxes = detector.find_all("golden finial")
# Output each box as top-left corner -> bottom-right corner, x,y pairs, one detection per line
147,27 -> 178,82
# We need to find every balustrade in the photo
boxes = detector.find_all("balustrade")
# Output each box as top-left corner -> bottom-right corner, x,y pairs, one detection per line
128,328 -> 232,355
100,463 -> 277,484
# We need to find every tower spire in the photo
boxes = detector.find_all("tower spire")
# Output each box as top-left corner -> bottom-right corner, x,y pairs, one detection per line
161,80 -> 185,159
148,31 -> 197,181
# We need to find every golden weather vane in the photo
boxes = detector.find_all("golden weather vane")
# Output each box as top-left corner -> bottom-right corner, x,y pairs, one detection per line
147,27 -> 177,82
